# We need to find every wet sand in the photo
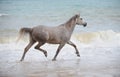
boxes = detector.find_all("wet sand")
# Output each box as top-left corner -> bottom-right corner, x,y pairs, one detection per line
0,43 -> 120,77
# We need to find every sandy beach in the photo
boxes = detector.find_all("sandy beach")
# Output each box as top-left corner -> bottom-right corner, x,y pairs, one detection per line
0,36 -> 120,77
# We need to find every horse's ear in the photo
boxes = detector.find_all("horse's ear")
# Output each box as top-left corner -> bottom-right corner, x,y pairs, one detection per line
78,13 -> 80,17
76,13 -> 80,18
77,13 -> 80,17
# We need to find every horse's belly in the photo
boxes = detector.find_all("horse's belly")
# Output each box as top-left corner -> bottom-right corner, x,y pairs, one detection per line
47,38 -> 61,44
47,36 -> 68,44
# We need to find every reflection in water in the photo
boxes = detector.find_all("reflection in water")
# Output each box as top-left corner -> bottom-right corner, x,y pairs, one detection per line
0,52 -> 120,77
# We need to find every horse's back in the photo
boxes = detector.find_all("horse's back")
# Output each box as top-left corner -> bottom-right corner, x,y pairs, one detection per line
31,25 -> 50,42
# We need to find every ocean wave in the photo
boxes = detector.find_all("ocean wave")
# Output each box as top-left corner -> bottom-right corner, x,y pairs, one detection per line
0,36 -> 29,44
0,30 -> 120,45
0,13 -> 9,17
74,30 -> 120,44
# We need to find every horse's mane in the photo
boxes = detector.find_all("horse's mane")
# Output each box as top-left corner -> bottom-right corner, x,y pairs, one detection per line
65,14 -> 78,27
67,15 -> 77,23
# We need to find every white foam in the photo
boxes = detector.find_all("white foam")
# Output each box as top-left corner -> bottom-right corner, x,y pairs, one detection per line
74,30 -> 120,47
0,13 -> 8,17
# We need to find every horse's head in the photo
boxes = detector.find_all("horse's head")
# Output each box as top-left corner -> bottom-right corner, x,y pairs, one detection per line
75,14 -> 87,27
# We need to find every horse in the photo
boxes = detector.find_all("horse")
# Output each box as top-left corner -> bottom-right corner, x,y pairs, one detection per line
17,14 -> 87,61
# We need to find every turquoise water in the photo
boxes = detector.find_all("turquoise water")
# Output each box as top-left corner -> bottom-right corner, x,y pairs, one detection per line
0,0 -> 120,31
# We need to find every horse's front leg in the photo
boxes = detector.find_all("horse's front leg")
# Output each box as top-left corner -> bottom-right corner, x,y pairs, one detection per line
67,41 -> 80,57
52,43 -> 65,61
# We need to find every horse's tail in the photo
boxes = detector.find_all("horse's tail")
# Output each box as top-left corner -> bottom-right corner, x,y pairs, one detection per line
16,27 -> 32,42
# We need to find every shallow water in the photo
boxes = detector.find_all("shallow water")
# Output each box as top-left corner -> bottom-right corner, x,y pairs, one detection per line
0,41 -> 120,77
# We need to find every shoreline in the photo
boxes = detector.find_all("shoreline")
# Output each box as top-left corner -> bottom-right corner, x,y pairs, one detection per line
0,41 -> 120,77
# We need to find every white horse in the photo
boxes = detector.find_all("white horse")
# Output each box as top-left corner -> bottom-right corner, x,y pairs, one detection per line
18,14 -> 87,61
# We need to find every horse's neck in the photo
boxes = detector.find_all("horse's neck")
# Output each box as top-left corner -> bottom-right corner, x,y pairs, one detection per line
65,18 -> 76,34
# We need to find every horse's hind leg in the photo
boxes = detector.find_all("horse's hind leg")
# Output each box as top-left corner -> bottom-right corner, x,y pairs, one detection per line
20,40 -> 35,61
34,42 -> 47,57
67,41 -> 80,57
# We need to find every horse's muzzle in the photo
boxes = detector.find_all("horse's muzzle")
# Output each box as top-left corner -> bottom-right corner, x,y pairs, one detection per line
83,22 -> 87,27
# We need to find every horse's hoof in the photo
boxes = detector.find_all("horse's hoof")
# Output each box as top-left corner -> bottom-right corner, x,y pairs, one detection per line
76,52 -> 80,57
44,51 -> 47,57
77,54 -> 80,57
52,59 -> 56,61
20,59 -> 23,61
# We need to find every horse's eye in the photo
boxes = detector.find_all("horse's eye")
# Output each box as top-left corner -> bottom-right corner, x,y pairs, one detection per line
80,18 -> 83,20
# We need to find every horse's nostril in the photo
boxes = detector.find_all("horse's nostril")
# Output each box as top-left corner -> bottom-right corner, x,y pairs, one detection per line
83,23 -> 87,27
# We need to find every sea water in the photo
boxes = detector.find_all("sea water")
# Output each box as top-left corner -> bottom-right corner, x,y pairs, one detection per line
0,0 -> 120,47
